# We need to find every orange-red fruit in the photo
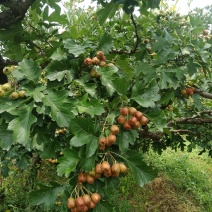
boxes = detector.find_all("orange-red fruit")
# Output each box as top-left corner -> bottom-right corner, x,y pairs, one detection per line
120,107 -> 129,116
92,57 -> 100,65
119,163 -> 127,173
135,111 -> 143,120
91,193 -> 101,204
86,174 -> 95,184
128,116 -> 138,126
129,107 -> 137,116
110,125 -> 120,135
140,116 -> 148,126
133,121 -> 141,129
88,201 -> 96,209
99,61 -> 106,67
111,163 -> 120,174
95,164 -> 103,174
75,196 -> 85,208
99,145 -> 105,150
84,58 -> 92,66
67,197 -> 76,209
104,169 -> 112,177
94,173 -> 101,179
108,134 -> 116,145
105,136 -> 110,146
78,173 -> 87,183
90,70 -> 96,78
101,161 -> 110,172
203,29 -> 209,35
116,115 -> 126,124
71,207 -> 78,212
186,87 -> 193,96
82,194 -> 91,206
99,137 -> 106,146
123,121 -> 132,130
96,51 -> 105,60
181,89 -> 187,96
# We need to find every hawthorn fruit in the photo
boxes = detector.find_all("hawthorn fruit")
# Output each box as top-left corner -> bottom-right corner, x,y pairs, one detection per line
3,67 -> 12,75
203,29 -> 209,35
88,201 -> 96,209
110,125 -> 120,135
123,121 -> 131,130
134,111 -> 143,120
84,58 -> 92,66
19,90 -> 26,98
67,197 -> 76,209
91,193 -> 101,203
2,83 -> 12,91
101,161 -> 110,172
78,173 -> 87,183
92,57 -> 100,65
129,107 -> 137,116
116,115 -> 126,124
120,107 -> 129,116
140,116 -> 148,125
10,91 -> 19,100
95,164 -> 103,174
0,89 -> 5,97
96,51 -> 105,60
119,163 -> 127,173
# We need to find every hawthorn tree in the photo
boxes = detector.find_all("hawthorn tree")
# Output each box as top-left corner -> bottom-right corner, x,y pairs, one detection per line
0,0 -> 212,211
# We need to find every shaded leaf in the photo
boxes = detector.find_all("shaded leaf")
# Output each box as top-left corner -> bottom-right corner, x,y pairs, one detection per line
57,149 -> 79,177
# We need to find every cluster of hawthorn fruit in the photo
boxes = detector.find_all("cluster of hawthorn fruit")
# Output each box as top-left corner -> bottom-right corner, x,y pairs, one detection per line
84,51 -> 112,78
67,183 -> 101,212
117,107 -> 149,130
181,87 -> 195,97
0,66 -> 25,99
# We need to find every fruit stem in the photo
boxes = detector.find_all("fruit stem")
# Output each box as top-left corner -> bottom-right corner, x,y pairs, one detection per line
109,151 -> 126,161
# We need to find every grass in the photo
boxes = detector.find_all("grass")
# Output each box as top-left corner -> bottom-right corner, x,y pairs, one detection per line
1,148 -> 212,211
109,148 -> 212,212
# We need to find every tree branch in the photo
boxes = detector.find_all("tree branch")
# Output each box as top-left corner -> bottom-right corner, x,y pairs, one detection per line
110,13 -> 139,55
0,0 -> 37,29
168,117 -> 212,126
194,88 -> 212,99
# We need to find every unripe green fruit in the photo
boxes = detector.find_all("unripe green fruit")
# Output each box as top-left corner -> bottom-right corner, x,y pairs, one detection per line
10,91 -> 19,100
0,89 -> 5,97
19,90 -> 26,98
2,83 -> 12,91
3,67 -> 12,75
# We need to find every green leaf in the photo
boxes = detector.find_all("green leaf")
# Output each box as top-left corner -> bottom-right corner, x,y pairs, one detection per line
99,66 -> 118,96
26,86 -> 45,102
112,78 -> 130,95
117,131 -> 136,153
75,78 -> 97,97
136,62 -> 156,83
57,149 -> 79,177
70,117 -> 99,158
76,95 -> 105,117
125,151 -> 158,187
45,60 -> 74,82
98,33 -> 113,54
96,2 -> 119,25
50,48 -> 67,61
132,82 -> 160,108
94,201 -> 113,212
29,183 -> 65,208
64,39 -> 91,57
8,102 -> 37,146
18,59 -> 42,83
80,154 -> 97,172
43,90 -> 76,127
0,124 -> 13,150
115,60 -> 135,80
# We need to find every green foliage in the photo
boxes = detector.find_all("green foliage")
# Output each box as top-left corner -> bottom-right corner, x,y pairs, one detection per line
0,0 -> 212,211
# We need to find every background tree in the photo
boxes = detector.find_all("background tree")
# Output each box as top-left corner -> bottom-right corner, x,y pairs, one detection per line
0,0 -> 211,211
